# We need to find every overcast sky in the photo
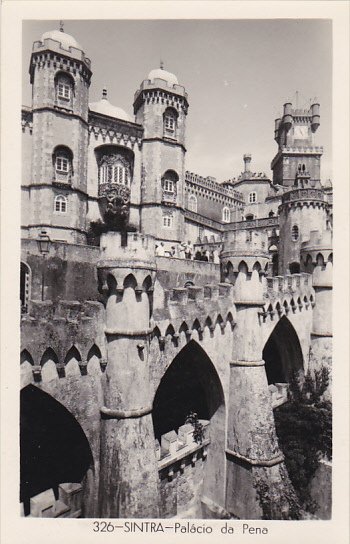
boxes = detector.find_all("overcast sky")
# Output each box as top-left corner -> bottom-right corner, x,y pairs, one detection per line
23,19 -> 332,182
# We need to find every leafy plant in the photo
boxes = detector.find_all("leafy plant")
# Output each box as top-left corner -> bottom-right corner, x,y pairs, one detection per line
274,365 -> 332,513
185,411 -> 205,444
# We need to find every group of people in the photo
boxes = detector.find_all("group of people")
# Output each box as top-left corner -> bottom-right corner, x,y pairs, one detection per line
155,241 -> 220,263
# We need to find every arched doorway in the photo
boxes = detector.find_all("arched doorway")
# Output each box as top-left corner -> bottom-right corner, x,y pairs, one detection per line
263,316 -> 304,385
20,385 -> 93,515
152,340 -> 226,517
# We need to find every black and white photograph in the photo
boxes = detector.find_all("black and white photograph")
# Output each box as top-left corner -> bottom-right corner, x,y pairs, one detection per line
1,2 -> 349,543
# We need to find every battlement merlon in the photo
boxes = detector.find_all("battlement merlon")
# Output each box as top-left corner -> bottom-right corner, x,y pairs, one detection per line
274,102 -> 320,139
30,39 -> 92,84
133,79 -> 189,114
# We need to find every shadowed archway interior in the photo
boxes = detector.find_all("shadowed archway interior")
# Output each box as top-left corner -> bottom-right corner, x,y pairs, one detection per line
152,340 -> 224,440
263,316 -> 304,384
20,384 -> 93,513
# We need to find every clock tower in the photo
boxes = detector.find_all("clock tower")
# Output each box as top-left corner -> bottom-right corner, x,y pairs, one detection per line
271,100 -> 322,187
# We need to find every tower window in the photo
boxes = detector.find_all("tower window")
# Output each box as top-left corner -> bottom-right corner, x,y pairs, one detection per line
53,146 -> 73,183
291,225 -> 299,241
222,207 -> 230,223
55,72 -> 74,108
249,191 -> 257,203
163,107 -> 178,138
56,156 -> 69,173
57,83 -> 71,100
164,179 -> 175,193
188,194 -> 197,212
163,215 -> 173,228
161,170 -> 178,204
54,195 -> 68,214
164,115 -> 175,132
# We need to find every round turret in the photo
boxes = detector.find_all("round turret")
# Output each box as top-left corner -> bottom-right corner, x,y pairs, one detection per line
311,102 -> 320,132
283,102 -> 293,130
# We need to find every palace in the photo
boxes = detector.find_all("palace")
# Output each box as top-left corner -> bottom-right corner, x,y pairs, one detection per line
20,27 -> 333,519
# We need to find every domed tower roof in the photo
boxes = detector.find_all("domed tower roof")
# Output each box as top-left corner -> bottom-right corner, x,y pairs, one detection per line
41,29 -> 83,51
89,89 -> 131,122
147,67 -> 178,86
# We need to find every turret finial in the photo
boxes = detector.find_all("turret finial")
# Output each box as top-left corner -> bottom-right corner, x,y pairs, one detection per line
102,87 -> 107,99
160,59 -> 164,70
59,20 -> 64,33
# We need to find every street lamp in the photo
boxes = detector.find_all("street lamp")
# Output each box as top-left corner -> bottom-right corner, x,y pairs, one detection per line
37,230 -> 51,301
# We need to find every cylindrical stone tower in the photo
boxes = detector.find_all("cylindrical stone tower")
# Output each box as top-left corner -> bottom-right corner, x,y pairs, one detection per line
278,184 -> 328,275
133,66 -> 188,246
27,27 -> 91,243
221,231 -> 297,519
301,229 -> 333,398
97,232 -> 159,517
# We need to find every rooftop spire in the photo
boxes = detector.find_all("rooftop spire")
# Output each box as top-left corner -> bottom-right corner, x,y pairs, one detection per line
102,87 -> 107,99
160,59 -> 164,70
59,20 -> 64,33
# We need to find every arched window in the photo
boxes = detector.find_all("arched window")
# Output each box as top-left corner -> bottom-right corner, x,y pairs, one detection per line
246,214 -> 254,221
163,107 -> 178,137
55,72 -> 74,108
20,263 -> 30,314
291,225 -> 299,241
54,195 -> 67,214
162,170 -> 178,203
53,146 -> 73,183
188,194 -> 197,212
98,154 -> 131,187
222,207 -> 230,223
269,210 -> 275,217
249,191 -> 257,203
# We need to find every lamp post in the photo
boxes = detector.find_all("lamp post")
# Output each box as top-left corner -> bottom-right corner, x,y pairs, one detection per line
37,230 -> 51,301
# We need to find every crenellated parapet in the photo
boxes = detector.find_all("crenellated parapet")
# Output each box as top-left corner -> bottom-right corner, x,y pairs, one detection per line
221,229 -> 270,284
300,229 -> 332,340
152,282 -> 235,347
20,300 -> 106,384
300,229 -> 333,271
98,232 -> 157,297
261,273 -> 315,322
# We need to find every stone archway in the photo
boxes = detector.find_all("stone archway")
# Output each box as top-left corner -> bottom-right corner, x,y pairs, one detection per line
20,384 -> 93,516
263,316 -> 304,385
152,340 -> 226,517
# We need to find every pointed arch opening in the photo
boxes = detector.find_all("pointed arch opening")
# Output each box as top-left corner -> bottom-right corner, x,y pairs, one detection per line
20,384 -> 93,515
152,340 -> 226,515
263,316 -> 304,386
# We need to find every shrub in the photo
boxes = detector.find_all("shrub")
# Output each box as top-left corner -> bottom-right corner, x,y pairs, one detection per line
185,411 -> 205,444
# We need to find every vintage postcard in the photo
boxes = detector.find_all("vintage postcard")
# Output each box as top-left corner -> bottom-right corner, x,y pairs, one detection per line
1,1 -> 349,543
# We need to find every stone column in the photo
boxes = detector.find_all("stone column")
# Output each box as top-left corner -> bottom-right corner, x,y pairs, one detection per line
225,269 -> 297,519
97,232 -> 159,518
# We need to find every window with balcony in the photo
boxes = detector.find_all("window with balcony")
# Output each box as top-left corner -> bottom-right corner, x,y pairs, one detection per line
98,156 -> 130,187
53,146 -> 73,184
162,170 -> 178,204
